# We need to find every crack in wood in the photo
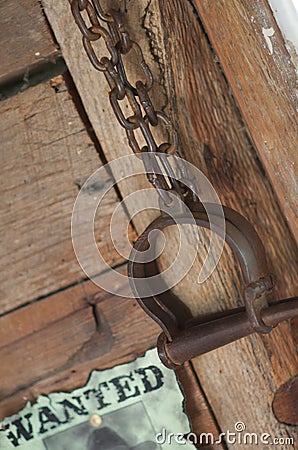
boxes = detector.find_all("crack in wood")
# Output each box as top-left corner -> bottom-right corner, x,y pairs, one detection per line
141,0 -> 168,112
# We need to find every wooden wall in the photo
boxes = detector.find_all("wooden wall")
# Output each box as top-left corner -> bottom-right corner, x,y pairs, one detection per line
0,0 -> 297,448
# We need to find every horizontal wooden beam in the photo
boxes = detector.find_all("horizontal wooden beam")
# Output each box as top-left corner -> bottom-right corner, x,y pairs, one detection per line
0,78 -> 132,313
0,273 -> 222,446
0,0 -> 63,97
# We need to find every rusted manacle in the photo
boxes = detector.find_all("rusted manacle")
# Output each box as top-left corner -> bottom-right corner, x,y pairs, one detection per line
128,197 -> 298,369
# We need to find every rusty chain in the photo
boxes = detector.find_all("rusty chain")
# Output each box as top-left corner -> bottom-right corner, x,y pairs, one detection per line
71,0 -> 183,205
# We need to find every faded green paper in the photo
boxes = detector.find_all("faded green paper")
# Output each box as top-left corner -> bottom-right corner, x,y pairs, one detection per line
0,349 -> 195,449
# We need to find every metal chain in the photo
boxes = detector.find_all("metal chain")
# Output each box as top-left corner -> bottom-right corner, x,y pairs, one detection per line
71,0 -> 183,205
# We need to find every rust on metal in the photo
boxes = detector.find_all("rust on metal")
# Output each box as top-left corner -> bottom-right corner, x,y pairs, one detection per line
128,199 -> 298,368
71,0 -> 179,200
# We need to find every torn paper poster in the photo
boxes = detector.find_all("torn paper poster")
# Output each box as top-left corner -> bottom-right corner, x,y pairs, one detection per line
0,349 -> 195,449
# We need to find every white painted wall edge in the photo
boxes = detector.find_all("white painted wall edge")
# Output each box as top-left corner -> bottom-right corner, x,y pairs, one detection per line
267,0 -> 298,69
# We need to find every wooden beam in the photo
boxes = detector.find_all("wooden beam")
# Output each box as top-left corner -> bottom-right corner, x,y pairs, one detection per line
192,0 -> 298,242
0,78 -> 131,313
0,0 -> 62,97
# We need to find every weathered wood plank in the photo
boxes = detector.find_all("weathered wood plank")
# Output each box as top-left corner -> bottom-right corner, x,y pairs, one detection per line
160,1 -> 298,445
0,275 -> 222,449
0,0 -> 61,96
192,0 -> 298,242
0,77 -> 130,313
1,303 -> 97,400
42,0 -> 298,446
176,362 -> 222,447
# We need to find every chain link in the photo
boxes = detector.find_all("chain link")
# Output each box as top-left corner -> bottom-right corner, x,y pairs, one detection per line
71,0 -> 183,204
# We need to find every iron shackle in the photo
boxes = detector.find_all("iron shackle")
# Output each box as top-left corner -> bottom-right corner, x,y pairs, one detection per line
128,199 -> 298,368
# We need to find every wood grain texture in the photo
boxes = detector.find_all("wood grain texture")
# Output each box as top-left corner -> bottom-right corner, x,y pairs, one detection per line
0,0 -> 60,90
192,0 -> 298,242
0,78 -> 130,313
176,363 -> 223,447
273,377 -> 298,425
0,275 -> 222,449
42,0 -> 298,447
291,316 -> 298,350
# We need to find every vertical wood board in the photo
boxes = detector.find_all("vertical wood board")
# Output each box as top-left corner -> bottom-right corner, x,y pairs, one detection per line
192,0 -> 298,242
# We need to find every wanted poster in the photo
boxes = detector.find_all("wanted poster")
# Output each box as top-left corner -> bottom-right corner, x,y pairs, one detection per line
0,350 -> 195,449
